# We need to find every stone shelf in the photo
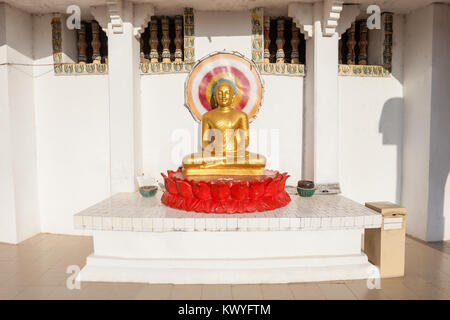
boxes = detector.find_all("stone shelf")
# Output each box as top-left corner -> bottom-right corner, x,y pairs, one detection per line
74,189 -> 382,232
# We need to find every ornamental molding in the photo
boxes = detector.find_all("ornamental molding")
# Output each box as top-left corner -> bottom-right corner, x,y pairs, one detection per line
338,64 -> 390,77
337,5 -> 361,39
140,62 -> 193,74
257,62 -> 305,77
107,0 -> 123,34
288,3 -> 313,40
323,0 -> 343,36
91,2 -> 154,38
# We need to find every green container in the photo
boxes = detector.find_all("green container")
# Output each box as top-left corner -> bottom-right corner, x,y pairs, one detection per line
139,186 -> 158,197
297,187 -> 316,197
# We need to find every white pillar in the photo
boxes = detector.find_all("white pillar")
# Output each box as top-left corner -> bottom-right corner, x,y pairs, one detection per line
0,3 -> 40,243
310,2 -> 340,185
403,4 -> 450,241
107,0 -> 141,194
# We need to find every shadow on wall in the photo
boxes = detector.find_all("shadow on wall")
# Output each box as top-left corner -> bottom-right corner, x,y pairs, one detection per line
379,97 -> 404,204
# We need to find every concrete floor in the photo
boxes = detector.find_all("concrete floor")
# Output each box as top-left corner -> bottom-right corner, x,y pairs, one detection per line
0,233 -> 449,300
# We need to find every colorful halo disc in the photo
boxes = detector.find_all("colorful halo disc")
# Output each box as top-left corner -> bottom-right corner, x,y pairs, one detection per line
185,52 -> 263,121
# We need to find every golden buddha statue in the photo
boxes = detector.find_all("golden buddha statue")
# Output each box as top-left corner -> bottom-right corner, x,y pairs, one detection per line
182,80 -> 266,176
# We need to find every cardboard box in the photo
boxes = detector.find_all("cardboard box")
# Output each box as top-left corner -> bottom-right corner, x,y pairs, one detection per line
364,202 -> 406,278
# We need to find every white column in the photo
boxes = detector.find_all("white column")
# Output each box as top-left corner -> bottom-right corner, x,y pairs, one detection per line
0,3 -> 40,243
403,4 -> 450,241
107,0 -> 141,194
310,2 -> 340,185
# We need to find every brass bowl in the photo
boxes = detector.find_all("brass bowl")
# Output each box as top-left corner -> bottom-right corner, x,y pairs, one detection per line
139,185 -> 158,197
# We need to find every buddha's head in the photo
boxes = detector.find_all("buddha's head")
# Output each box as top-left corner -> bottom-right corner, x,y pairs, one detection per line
212,81 -> 235,109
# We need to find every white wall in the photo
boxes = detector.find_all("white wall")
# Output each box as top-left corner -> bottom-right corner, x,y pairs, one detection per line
0,3 -> 40,243
33,14 -> 110,235
195,11 -> 252,59
253,76 -> 303,183
141,74 -> 194,178
338,15 -> 404,206
339,77 -> 403,204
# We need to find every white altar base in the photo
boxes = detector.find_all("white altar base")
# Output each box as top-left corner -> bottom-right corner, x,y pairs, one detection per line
74,190 -> 382,284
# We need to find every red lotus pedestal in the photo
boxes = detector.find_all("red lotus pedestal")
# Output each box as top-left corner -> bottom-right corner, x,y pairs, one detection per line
160,168 -> 291,213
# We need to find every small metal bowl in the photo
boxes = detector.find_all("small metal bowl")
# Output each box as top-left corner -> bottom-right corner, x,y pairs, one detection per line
297,180 -> 315,189
139,185 -> 158,197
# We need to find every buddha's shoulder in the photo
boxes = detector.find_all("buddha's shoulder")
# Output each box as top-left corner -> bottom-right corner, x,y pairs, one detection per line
235,109 -> 248,119
202,109 -> 215,118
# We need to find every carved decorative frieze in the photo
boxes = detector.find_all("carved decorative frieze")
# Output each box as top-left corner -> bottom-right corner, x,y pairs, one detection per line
338,64 -> 390,77
140,62 -> 194,74
54,63 -> 108,76
263,16 -> 271,64
291,24 -> 300,64
255,14 -> 305,77
77,24 -> 88,64
51,14 -> 62,64
174,15 -> 183,63
51,13 -> 108,75
161,16 -> 171,63
346,22 -> 356,65
184,8 -> 195,64
91,21 -> 102,64
139,37 -> 146,63
383,13 -> 393,72
141,8 -> 195,74
258,63 -> 305,77
251,8 -> 264,64
275,18 -> 285,63
358,21 -> 368,65
149,17 -> 159,63
338,12 -> 393,76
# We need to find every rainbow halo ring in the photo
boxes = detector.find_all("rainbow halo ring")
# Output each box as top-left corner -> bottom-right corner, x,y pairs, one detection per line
185,51 -> 264,122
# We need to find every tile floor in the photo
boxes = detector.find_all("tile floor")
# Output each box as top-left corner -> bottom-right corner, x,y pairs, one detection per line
0,233 -> 448,300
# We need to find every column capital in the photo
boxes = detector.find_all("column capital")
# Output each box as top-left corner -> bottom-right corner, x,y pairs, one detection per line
107,0 -> 123,34
323,0 -> 343,36
90,0 -> 125,35
91,1 -> 154,38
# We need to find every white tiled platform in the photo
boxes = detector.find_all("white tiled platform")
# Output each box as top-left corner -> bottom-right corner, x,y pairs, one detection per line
74,189 -> 382,232
74,189 -> 383,284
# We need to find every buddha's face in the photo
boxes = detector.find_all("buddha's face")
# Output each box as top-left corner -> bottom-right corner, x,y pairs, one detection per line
214,82 -> 235,108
